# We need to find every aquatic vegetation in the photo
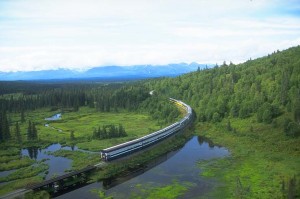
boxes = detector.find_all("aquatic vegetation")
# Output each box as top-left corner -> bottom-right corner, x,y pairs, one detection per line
0,162 -> 49,182
197,117 -> 300,198
0,157 -> 35,171
129,180 -> 194,199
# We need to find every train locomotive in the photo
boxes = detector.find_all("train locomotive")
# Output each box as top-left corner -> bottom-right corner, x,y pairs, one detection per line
100,98 -> 192,161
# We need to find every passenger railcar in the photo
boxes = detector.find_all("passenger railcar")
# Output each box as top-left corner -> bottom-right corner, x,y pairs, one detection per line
100,98 -> 192,161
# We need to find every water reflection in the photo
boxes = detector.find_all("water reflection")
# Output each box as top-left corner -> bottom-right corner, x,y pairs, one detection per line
26,147 -> 39,159
197,136 -> 222,148
103,150 -> 178,190
55,136 -> 230,199
21,144 -> 74,180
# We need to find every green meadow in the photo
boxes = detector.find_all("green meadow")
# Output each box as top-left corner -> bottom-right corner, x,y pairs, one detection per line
0,107 -> 162,196
6,107 -> 161,148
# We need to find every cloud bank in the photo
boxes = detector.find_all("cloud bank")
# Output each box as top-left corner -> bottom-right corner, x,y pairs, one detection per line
0,0 -> 299,72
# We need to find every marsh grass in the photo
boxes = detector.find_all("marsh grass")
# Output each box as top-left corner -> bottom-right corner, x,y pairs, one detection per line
0,107 -> 177,196
129,180 -> 193,199
196,116 -> 300,198
49,150 -> 99,170
0,157 -> 35,171
0,162 -> 48,182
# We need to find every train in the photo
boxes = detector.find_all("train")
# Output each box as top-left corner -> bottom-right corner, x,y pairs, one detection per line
100,98 -> 193,161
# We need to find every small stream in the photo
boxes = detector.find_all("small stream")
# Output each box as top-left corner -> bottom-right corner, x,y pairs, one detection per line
55,136 -> 229,198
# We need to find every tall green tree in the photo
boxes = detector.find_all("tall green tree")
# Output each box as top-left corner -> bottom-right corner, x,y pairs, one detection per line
15,121 -> 22,143
27,120 -> 32,141
32,122 -> 38,140
21,109 -> 26,123
70,130 -> 75,140
294,100 -> 300,124
27,120 -> 37,141
0,111 -> 10,141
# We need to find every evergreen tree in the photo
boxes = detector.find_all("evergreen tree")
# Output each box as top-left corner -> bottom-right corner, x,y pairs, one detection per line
227,120 -> 232,131
27,120 -> 32,141
21,109 -> 26,123
294,100 -> 300,124
102,126 -> 107,139
15,121 -> 22,143
93,128 -> 97,139
32,122 -> 38,140
70,130 -> 75,140
0,112 -> 4,142
0,111 -> 11,141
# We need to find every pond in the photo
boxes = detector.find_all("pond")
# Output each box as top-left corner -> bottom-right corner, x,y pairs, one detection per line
21,143 -> 75,180
55,136 -> 229,198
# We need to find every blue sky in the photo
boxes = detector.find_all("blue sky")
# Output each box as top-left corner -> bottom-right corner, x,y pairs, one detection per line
0,0 -> 299,72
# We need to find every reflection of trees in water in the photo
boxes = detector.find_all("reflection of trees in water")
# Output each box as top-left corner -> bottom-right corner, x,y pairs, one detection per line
27,147 -> 39,159
197,136 -> 222,148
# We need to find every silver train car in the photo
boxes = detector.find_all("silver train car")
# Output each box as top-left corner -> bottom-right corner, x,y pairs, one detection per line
100,98 -> 192,161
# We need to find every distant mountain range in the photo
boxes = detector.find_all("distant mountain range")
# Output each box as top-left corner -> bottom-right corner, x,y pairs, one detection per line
0,63 -> 210,81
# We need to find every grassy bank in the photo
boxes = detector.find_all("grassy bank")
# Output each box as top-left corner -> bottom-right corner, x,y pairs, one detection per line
196,117 -> 300,198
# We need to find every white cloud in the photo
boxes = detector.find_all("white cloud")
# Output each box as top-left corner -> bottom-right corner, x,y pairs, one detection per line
0,0 -> 299,72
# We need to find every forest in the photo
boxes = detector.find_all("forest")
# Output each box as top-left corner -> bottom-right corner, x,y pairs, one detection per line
0,46 -> 299,198
142,46 -> 300,198
0,81 -> 179,143
147,46 -> 300,138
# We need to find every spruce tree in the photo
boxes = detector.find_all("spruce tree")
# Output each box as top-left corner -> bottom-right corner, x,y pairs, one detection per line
21,109 -> 25,123
70,130 -> 75,140
15,122 -> 22,143
27,120 -> 32,141
0,112 -> 3,142
1,111 -> 11,141
32,122 -> 38,140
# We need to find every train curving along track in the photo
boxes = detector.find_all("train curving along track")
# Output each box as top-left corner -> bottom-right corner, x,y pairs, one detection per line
100,98 -> 193,161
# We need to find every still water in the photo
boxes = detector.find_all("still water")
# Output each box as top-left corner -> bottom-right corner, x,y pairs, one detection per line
21,143 -> 75,180
55,136 -> 229,199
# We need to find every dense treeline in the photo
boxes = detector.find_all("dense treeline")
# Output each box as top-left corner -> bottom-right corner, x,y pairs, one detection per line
139,95 -> 180,125
0,83 -> 149,113
92,124 -> 127,140
147,46 -> 300,137
0,80 -> 179,143
0,81 -> 59,95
